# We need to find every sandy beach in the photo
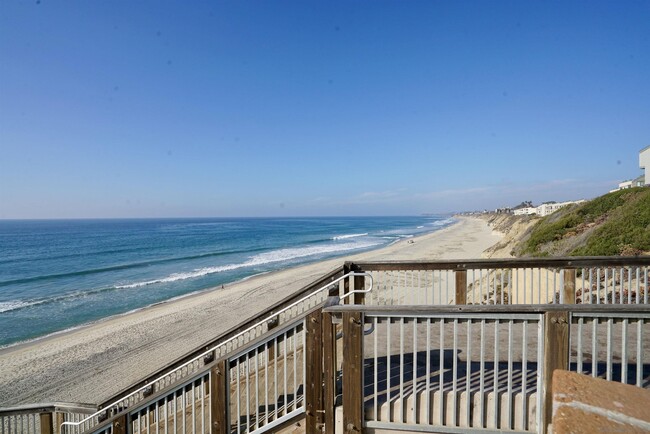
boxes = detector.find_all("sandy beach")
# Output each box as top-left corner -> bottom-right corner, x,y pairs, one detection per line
0,216 -> 501,406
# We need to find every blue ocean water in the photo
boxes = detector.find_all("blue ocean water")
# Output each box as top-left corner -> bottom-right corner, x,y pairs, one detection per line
0,216 -> 454,347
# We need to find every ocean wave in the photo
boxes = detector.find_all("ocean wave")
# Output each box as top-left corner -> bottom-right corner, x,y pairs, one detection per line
117,240 -> 381,289
429,218 -> 455,227
0,240 -> 383,312
332,233 -> 368,240
0,300 -> 38,313
417,226 -> 424,228
0,247 -> 268,288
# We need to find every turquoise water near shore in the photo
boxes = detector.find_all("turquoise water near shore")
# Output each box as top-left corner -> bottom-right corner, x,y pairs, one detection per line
0,216 -> 453,346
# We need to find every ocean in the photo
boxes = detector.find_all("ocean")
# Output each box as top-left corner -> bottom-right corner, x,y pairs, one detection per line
0,216 -> 454,347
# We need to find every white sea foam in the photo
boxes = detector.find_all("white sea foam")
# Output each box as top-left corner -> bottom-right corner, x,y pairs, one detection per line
417,226 -> 424,228
332,233 -> 368,240
117,240 -> 381,289
0,300 -> 38,313
429,218 -> 455,227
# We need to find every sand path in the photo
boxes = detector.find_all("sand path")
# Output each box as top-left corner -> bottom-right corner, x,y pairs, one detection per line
0,216 -> 500,406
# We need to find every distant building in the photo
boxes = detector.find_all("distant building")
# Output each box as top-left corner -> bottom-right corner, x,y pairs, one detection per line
634,174 -> 645,187
513,200 -> 585,217
641,146 -> 650,185
536,200 -> 585,217
612,147 -> 649,192
513,207 -> 537,216
618,180 -> 634,190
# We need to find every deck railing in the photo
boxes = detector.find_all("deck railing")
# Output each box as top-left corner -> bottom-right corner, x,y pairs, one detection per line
357,257 -> 650,305
324,304 -> 650,434
0,404 -> 96,434
2,256 -> 650,434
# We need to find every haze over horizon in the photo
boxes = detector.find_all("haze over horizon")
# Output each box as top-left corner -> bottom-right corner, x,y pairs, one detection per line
1,1 -> 649,219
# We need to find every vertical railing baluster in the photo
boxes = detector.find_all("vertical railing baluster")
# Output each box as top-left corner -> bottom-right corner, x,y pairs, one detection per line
607,318 -> 613,381
592,318 -> 598,378
439,318 -> 445,426
465,319 -> 472,427
577,317 -> 583,374
452,318 -> 458,427
507,320 -> 513,430
637,319 -> 644,387
410,318 -> 416,423
374,317 -> 378,422
387,317 -> 392,422
522,321 -> 528,430
479,318 -> 485,428
425,318 -> 431,425
622,319 -> 628,384
494,319 -> 500,429
399,317 -> 405,423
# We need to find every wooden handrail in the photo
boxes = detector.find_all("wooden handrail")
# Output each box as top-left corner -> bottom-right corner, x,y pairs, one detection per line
351,256 -> 650,271
97,265 -> 345,410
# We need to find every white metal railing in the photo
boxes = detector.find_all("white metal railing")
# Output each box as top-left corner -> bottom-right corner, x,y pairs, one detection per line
228,320 -> 306,434
363,312 -> 543,433
362,264 -> 650,306
574,267 -> 649,304
570,312 -> 650,386
60,271 -> 373,434
0,404 -> 96,434
128,371 -> 210,434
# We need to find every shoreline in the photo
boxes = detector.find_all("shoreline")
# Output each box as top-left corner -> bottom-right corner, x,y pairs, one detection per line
0,219 -> 455,353
0,216 -> 501,406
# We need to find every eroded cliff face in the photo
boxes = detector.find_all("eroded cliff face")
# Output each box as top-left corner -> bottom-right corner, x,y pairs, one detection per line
475,214 -> 539,258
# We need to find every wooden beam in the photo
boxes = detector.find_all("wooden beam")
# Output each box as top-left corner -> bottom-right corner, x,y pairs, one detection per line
342,311 -> 363,434
352,256 -> 650,271
455,270 -> 467,305
349,263 -> 366,305
342,263 -> 351,304
211,360 -> 228,434
322,311 -> 336,434
39,413 -> 53,434
563,269 -> 576,304
542,311 -> 570,434
306,310 -> 324,434
54,413 -> 64,434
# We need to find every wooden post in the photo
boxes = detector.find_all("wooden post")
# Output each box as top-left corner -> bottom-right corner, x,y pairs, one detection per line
112,414 -> 128,434
39,413 -> 53,434
267,318 -> 278,360
342,264 -> 352,304
306,310 -> 324,434
542,311 -> 570,434
342,311 -> 363,434
322,311 -> 337,434
211,360 -> 228,434
455,270 -> 467,305
563,269 -> 576,304
351,263 -> 365,305
54,413 -> 64,434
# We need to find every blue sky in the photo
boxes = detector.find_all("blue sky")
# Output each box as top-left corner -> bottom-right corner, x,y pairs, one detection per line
1,1 -> 649,218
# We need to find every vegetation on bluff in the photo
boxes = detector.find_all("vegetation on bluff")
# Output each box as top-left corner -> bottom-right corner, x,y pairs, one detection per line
515,187 -> 650,257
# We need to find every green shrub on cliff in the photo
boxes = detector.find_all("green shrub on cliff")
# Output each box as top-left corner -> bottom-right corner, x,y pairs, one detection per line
518,187 -> 650,256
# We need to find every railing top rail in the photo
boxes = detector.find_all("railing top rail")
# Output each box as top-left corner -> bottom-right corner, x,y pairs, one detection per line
324,303 -> 650,315
352,255 -> 650,270
0,402 -> 97,416
97,265 -> 345,408
61,271 -> 373,433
